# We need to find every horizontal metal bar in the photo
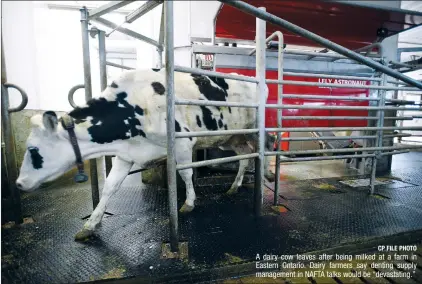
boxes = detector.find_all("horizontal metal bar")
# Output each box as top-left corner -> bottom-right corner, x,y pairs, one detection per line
174,66 -> 258,83
271,133 -> 412,143
266,79 -> 420,91
276,153 -> 375,162
283,49 -> 381,61
381,150 -> 410,155
279,116 -> 413,121
284,71 -> 382,82
175,129 -> 259,138
266,145 -> 422,156
265,104 -> 422,111
280,94 -> 379,101
106,61 -> 134,70
275,150 -> 407,163
176,153 -> 259,170
175,99 -> 258,108
88,1 -> 135,20
267,126 -> 422,132
276,135 -> 377,142
126,0 -> 163,23
92,17 -> 160,47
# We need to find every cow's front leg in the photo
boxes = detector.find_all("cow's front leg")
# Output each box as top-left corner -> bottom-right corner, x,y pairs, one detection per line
74,157 -> 133,241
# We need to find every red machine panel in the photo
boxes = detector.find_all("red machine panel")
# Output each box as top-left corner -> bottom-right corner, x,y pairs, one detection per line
216,67 -> 370,128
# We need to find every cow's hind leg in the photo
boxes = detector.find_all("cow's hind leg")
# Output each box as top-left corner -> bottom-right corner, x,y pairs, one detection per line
74,157 -> 134,241
226,143 -> 253,195
174,142 -> 196,214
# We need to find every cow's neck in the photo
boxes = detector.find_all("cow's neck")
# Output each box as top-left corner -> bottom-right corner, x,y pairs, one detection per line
59,124 -> 125,161
64,93 -> 147,161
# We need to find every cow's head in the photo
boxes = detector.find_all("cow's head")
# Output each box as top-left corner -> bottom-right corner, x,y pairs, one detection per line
16,111 -> 77,192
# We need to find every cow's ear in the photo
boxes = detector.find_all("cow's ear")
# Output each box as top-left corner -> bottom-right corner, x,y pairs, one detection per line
42,111 -> 58,133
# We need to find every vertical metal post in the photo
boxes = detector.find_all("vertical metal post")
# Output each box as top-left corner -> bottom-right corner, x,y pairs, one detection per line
274,34 -> 284,205
254,7 -> 266,216
157,5 -> 165,69
165,0 -> 179,252
1,39 -> 23,224
370,63 -> 387,195
80,7 -> 100,208
98,29 -> 113,177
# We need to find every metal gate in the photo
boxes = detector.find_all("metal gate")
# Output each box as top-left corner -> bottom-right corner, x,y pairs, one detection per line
163,1 -> 422,252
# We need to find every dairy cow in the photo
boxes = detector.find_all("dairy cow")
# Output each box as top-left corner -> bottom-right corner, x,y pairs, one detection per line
16,68 -> 275,240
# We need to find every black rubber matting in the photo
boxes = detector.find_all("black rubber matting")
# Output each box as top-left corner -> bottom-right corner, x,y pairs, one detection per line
2,152 -> 422,284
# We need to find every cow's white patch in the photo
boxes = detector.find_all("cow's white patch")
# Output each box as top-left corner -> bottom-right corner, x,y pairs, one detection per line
118,103 -> 125,108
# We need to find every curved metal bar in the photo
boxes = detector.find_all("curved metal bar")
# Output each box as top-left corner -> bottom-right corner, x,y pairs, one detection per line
68,84 -> 85,108
4,83 -> 28,113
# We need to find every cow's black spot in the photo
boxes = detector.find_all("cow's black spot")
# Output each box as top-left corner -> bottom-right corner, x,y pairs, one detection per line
196,115 -> 202,128
151,82 -> 165,95
191,74 -> 227,102
200,106 -> 218,131
220,113 -> 223,120
208,76 -> 229,97
175,120 -> 181,132
218,119 -> 223,128
228,107 -> 232,113
135,106 -> 144,116
28,147 -> 43,169
110,82 -> 118,88
69,91 -> 146,143
224,124 -> 228,130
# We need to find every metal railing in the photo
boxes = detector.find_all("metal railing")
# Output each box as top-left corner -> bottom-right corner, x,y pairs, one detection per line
1,38 -> 29,224
165,1 -> 422,253
77,0 -> 422,254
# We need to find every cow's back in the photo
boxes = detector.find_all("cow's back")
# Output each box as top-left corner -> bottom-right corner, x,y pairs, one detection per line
108,69 -> 264,148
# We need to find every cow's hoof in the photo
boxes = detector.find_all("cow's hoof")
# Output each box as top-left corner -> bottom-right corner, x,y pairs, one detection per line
74,229 -> 94,242
225,188 -> 238,195
179,203 -> 194,214
265,173 -> 276,183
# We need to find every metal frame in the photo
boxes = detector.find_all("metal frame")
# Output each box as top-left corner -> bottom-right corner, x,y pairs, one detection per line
1,37 -> 29,224
74,1 -> 422,254
165,0 -> 422,252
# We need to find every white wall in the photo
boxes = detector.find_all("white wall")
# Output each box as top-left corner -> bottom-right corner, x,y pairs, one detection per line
2,1 -> 159,112
2,1 -> 40,110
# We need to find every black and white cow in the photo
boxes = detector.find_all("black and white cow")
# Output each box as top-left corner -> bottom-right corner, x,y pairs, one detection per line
16,68 -> 275,240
